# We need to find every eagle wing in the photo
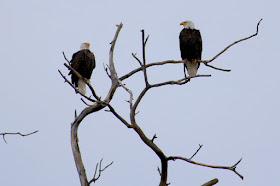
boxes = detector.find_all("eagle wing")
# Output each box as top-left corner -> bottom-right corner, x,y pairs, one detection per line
179,29 -> 202,60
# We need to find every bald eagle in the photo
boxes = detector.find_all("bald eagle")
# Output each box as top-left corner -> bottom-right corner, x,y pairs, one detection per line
69,42 -> 96,94
179,20 -> 202,77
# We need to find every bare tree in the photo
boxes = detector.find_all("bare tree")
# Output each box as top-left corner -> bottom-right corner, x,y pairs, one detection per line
59,19 -> 262,186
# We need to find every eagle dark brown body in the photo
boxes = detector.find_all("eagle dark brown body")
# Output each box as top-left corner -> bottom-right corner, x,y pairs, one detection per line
179,28 -> 202,61
69,49 -> 96,88
179,27 -> 202,77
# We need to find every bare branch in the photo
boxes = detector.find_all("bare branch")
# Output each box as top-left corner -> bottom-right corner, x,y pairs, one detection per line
204,63 -> 231,72
106,103 -> 132,128
190,144 -> 203,160
151,134 -> 157,143
201,18 -> 263,64
119,59 -> 210,81
58,69 -> 96,103
157,166 -> 161,176
63,63 -> 100,101
132,53 -> 143,66
103,63 -> 111,79
131,87 -> 150,119
130,75 -> 210,120
150,74 -> 211,88
201,178 -> 219,186
118,79 -> 133,109
141,29 -> 149,86
144,35 -> 150,46
167,156 -> 244,180
130,88 -> 168,185
89,159 -> 114,184
81,98 -> 92,106
92,161 -> 99,181
120,59 -> 184,81
128,82 -> 168,185
62,51 -> 71,65
1,130 -> 39,144
108,23 -> 123,84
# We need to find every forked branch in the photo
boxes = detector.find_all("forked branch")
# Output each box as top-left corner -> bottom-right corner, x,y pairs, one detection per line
141,30 -> 149,86
167,156 -> 244,180
0,130 -> 39,144
62,51 -> 71,65
89,159 -> 114,184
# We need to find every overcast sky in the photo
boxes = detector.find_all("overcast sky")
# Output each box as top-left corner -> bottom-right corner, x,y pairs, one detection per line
1,0 -> 279,185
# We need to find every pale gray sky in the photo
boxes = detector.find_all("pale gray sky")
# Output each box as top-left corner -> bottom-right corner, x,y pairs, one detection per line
1,0 -> 279,185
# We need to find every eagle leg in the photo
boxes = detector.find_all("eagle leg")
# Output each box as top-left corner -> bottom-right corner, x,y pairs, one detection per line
184,64 -> 187,79
183,59 -> 188,78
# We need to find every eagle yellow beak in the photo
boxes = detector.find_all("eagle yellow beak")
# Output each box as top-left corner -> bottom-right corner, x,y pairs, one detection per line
180,22 -> 185,25
86,42 -> 90,46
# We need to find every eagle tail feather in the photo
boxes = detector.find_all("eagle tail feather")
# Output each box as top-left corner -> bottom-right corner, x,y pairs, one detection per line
186,63 -> 199,77
78,79 -> 86,95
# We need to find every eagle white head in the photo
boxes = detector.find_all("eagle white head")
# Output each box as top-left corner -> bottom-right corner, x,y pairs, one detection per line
80,42 -> 90,50
180,20 -> 195,29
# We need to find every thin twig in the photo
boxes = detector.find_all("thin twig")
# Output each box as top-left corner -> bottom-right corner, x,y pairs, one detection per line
62,51 -> 71,65
157,166 -> 162,176
81,98 -> 92,106
120,59 -> 186,81
190,144 -> 203,160
151,134 -> 157,143
89,159 -> 114,184
141,29 -> 149,86
144,35 -> 150,46
204,63 -> 231,72
132,53 -> 143,66
103,63 -> 111,79
93,162 -> 99,179
150,74 -> 210,88
201,18 -> 263,64
167,156 -> 244,180
1,130 -> 39,144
